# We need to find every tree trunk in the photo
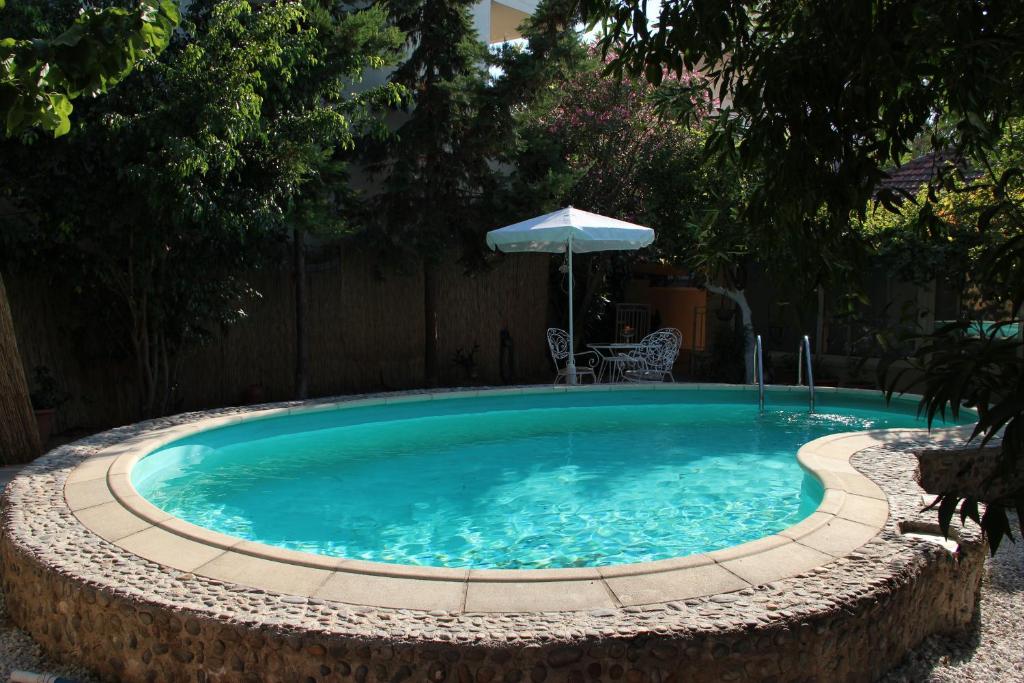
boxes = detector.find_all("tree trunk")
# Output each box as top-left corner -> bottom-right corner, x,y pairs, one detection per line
706,284 -> 755,384
0,273 -> 41,464
293,227 -> 309,400
423,260 -> 439,387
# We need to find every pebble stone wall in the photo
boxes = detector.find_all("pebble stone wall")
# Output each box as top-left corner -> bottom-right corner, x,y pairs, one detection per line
0,389 -> 987,683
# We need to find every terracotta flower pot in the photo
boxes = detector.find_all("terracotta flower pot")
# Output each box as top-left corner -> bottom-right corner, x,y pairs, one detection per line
34,408 -> 56,448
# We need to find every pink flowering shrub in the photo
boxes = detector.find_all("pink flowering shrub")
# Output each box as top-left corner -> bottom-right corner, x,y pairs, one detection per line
522,46 -> 721,242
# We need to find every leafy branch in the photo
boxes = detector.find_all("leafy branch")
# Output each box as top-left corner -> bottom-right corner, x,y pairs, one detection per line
880,321 -> 1023,554
0,0 -> 180,137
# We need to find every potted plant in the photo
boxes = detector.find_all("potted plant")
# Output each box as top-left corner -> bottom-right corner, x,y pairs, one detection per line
452,343 -> 481,383
29,366 -> 69,446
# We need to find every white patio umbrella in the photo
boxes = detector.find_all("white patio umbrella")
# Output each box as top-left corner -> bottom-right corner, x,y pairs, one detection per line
486,206 -> 655,384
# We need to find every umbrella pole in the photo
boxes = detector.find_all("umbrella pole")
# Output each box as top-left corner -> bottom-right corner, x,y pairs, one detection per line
567,236 -> 577,385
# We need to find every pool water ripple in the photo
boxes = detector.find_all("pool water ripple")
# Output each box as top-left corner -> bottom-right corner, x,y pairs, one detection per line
132,390 -> 938,569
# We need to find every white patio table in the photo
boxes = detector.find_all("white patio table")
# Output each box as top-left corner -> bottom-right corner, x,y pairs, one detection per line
586,342 -> 641,383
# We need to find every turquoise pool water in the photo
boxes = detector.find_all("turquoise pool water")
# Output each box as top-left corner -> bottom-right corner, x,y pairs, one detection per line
132,389 -> 944,569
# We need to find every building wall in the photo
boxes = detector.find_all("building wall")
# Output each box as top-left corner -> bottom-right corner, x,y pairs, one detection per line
623,264 -> 708,351
485,0 -> 536,43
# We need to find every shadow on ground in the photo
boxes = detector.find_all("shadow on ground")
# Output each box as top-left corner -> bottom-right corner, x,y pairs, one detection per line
880,512 -> 1023,682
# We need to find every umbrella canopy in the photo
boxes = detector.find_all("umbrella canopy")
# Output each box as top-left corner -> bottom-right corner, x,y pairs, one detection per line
486,206 -> 654,254
486,207 -> 655,384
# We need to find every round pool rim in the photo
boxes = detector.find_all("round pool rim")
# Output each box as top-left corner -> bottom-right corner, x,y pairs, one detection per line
61,383 -> 974,612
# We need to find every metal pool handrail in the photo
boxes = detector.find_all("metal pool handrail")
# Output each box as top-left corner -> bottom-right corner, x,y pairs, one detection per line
798,335 -> 816,413
753,334 -> 765,414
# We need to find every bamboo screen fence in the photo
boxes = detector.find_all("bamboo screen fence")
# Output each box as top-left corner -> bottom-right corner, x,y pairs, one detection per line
7,250 -> 551,434
0,276 -> 41,462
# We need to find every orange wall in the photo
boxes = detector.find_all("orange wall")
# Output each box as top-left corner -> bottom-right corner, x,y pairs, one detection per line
623,278 -> 707,350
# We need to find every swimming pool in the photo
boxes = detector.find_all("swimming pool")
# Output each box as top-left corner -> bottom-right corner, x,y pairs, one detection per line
130,388 -> 951,570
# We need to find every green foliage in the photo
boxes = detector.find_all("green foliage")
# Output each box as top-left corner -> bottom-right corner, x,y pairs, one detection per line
254,0 -> 405,241
858,122 -> 1024,309
882,322 -> 1023,554
368,0 -> 589,265
583,0 -> 1024,227
866,126 -> 1023,554
0,0 -> 180,137
358,0 -> 588,383
367,0 -> 493,263
583,0 -> 1024,551
510,47 -> 743,274
1,0 -> 404,416
482,0 -> 593,217
506,43 -> 775,364
582,0 -> 1024,309
885,324 -> 1022,450
870,130 -> 1024,555
859,188 -> 980,290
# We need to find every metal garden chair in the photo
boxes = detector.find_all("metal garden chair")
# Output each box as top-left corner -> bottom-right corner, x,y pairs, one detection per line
621,328 -> 682,383
546,328 -> 599,385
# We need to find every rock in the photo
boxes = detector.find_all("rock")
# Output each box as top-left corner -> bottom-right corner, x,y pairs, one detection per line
547,647 -> 582,668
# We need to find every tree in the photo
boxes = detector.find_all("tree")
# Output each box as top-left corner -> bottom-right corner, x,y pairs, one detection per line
366,0 -> 583,386
252,0 -> 403,399
583,1 -> 1023,226
509,48 -> 763,379
582,0 -> 1024,550
362,0 -> 633,389
2,0 -> 403,416
0,0 -> 178,463
364,0 -> 492,386
1,0 -> 179,137
860,127 -> 1024,314
871,123 -> 1024,552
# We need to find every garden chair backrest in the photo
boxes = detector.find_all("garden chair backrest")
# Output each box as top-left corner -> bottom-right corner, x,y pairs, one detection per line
636,329 -> 681,372
546,328 -> 572,364
662,327 -> 683,348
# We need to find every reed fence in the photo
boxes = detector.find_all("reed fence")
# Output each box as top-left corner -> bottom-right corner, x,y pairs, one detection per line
7,249 -> 551,434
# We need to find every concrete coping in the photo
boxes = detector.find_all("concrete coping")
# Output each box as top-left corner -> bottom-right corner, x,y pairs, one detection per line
63,384 -> 975,613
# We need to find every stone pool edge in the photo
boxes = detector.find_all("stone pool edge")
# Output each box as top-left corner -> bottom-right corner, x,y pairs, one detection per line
0,383 -> 988,682
64,383 -> 965,613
